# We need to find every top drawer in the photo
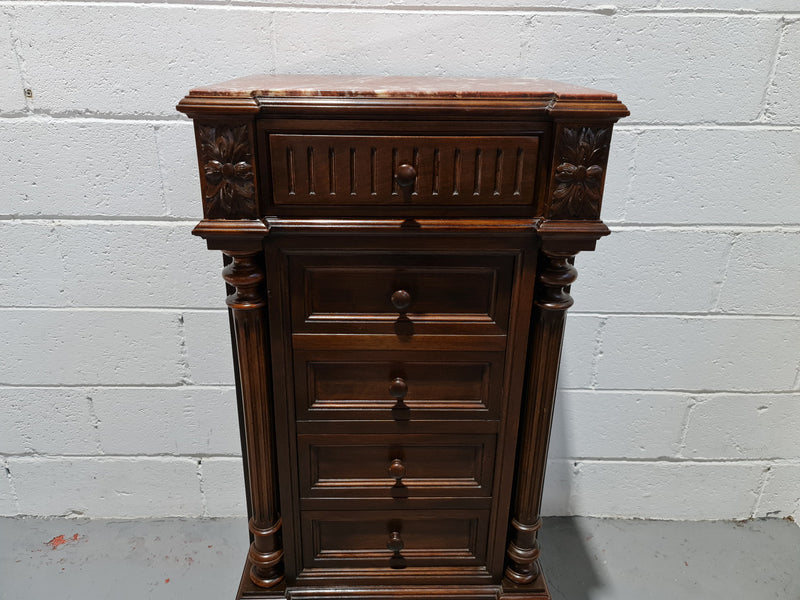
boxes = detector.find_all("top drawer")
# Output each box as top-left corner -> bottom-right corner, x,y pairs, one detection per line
268,135 -> 539,207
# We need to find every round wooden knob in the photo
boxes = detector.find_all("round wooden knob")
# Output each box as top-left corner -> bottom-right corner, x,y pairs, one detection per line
391,289 -> 411,311
389,377 -> 408,399
389,459 -> 406,481
395,164 -> 417,188
387,531 -> 404,553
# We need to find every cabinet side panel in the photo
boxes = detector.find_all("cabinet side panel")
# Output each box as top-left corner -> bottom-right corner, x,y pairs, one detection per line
265,238 -> 302,583
485,238 -> 539,581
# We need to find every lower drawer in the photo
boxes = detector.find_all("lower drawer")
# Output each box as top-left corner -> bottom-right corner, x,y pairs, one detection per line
298,433 -> 496,498
294,349 -> 505,421
300,509 -> 490,570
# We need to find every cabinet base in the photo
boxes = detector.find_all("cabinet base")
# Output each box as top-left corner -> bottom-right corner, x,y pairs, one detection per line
236,561 -> 550,600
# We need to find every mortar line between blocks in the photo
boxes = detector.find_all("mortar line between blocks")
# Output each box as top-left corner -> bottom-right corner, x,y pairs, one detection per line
550,457 -> 800,466
197,458 -> 208,518
571,312 -> 800,320
1,457 -> 20,514
558,389 -> 800,396
4,454 -> 243,461
177,312 -> 192,385
589,317 -> 606,389
1,114 -> 798,130
3,5 -> 32,114
1,1 -> 797,17
151,123 -> 171,217
4,453 -> 797,465
792,359 -> 800,391
710,232 -> 740,313
616,123 -> 800,130
0,112 -> 188,123
5,218 -> 800,231
0,306 -> 228,313
269,10 -> 277,70
757,17 -> 789,123
48,220 -> 71,307
675,396 -> 698,459
751,465 -> 775,518
16,393 -> 34,452
85,394 -> 104,455
0,216 -> 201,224
609,224 -> 800,231
620,128 -> 640,222
0,383 -> 235,389
320,2 -> 572,14
1,385 -> 796,395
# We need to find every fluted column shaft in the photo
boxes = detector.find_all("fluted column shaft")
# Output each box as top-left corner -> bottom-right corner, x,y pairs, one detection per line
223,250 -> 284,588
505,251 -> 577,584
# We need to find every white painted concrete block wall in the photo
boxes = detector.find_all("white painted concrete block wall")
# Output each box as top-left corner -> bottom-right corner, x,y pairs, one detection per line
1,1 -> 798,522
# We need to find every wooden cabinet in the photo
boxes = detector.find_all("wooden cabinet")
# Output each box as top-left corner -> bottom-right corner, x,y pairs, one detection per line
177,74 -> 628,600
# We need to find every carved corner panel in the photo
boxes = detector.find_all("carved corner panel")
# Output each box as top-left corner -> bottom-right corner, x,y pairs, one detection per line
547,125 -> 612,221
196,121 -> 259,219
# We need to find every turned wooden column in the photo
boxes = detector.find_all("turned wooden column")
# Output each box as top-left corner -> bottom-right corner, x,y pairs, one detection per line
505,117 -> 617,588
223,250 -> 284,588
505,250 -> 577,584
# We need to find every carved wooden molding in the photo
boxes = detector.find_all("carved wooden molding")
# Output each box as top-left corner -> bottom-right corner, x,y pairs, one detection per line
198,122 -> 257,219
248,517 -> 285,588
535,252 -> 578,311
548,126 -> 611,220
222,251 -> 266,309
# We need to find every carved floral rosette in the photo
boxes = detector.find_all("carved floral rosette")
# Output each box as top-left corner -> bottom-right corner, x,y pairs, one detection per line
548,125 -> 611,220
197,122 -> 257,219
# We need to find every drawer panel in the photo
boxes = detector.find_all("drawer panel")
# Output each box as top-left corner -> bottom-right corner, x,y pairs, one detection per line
269,134 -> 538,206
298,433 -> 496,499
289,252 -> 514,336
294,350 -> 504,421
300,509 -> 490,570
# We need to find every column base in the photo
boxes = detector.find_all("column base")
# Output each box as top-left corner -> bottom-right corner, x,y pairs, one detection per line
237,559 -> 286,599
236,559 -> 551,600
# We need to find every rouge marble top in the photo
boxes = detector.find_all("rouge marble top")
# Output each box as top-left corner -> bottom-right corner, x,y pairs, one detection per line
188,74 -> 618,100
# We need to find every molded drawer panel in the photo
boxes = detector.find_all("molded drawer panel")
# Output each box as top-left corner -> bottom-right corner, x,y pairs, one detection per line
288,251 -> 514,336
293,350 -> 504,421
269,134 -> 539,206
300,509 -> 490,570
298,433 -> 496,499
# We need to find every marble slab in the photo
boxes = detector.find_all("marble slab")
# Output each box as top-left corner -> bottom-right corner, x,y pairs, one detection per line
189,74 -> 617,100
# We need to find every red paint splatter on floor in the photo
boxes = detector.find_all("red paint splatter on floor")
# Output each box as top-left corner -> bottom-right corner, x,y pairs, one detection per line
46,534 -> 80,550
47,535 -> 67,549
165,579 -> 170,584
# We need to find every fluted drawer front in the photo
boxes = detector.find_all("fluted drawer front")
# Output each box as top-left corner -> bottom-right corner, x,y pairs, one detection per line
293,349 -> 504,422
269,134 -> 539,206
288,251 -> 514,336
298,433 -> 496,499
300,509 -> 490,570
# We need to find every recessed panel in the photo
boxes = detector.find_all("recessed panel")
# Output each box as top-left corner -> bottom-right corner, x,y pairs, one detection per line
293,350 -> 504,421
298,433 -> 496,498
269,134 -> 539,207
301,509 -> 489,570
288,252 -> 514,336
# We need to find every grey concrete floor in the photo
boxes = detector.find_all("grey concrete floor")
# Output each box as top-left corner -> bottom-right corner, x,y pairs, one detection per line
1,516 -> 798,599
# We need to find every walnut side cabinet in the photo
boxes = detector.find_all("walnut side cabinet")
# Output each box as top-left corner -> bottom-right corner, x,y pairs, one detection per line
176,75 -> 628,600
